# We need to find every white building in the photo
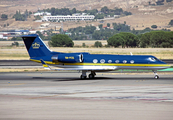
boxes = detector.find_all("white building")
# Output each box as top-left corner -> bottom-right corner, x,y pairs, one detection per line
29,30 -> 37,34
34,12 -> 51,16
42,15 -> 95,21
0,34 -> 4,39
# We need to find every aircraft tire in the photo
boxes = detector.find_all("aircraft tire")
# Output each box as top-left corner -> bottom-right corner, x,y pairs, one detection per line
89,74 -> 94,79
154,75 -> 159,79
80,75 -> 86,79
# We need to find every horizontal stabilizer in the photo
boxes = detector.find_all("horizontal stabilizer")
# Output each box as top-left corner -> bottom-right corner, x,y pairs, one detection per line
40,59 -> 51,70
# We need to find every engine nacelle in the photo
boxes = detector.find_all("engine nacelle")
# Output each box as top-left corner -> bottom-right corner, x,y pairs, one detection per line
51,53 -> 83,63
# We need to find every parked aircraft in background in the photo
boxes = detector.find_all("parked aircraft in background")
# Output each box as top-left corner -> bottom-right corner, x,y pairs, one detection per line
21,34 -> 170,79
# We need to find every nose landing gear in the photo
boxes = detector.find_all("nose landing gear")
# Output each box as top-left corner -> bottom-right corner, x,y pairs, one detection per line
153,70 -> 159,79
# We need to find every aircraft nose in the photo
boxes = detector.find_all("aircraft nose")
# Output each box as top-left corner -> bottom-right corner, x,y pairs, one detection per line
162,62 -> 171,69
159,61 -> 171,69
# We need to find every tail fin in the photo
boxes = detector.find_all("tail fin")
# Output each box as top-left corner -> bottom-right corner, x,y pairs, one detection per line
22,34 -> 51,58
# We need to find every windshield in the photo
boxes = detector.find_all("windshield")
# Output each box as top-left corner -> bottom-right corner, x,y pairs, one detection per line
148,57 -> 159,62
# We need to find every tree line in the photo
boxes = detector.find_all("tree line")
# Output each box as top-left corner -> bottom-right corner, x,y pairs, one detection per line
149,0 -> 173,6
108,31 -> 173,48
13,10 -> 32,21
68,22 -> 131,40
100,6 -> 132,17
8,30 -> 173,48
48,34 -> 105,48
48,30 -> 173,48
140,31 -> 173,48
1,14 -> 8,19
108,32 -> 139,48
43,6 -> 132,19
67,21 -> 172,41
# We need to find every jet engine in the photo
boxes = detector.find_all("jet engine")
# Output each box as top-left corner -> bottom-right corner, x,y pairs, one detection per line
51,53 -> 83,63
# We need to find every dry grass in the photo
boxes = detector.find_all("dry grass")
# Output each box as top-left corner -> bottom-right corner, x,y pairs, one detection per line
1,40 -> 173,60
0,68 -> 46,72
0,46 -> 173,60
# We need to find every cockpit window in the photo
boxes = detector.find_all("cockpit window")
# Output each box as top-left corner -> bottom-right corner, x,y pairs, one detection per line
148,57 -> 159,61
154,57 -> 159,61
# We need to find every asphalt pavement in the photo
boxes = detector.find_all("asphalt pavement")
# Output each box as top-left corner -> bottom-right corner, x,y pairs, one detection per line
0,72 -> 173,120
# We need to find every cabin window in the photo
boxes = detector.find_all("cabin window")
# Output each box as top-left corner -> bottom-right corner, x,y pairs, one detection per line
130,60 -> 134,64
123,60 -> 127,63
93,59 -> 98,63
115,60 -> 119,63
108,60 -> 112,63
100,59 -> 105,63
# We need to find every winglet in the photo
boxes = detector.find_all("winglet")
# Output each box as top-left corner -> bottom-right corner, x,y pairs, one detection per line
40,59 -> 51,70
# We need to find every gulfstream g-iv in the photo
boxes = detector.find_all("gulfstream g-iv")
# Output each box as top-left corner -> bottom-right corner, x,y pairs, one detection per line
22,34 -> 170,79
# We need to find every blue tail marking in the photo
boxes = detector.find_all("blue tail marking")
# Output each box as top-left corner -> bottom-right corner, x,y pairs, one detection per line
22,34 -> 51,58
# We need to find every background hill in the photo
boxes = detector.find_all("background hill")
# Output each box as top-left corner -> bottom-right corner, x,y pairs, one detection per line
0,0 -> 173,31
0,0 -> 162,12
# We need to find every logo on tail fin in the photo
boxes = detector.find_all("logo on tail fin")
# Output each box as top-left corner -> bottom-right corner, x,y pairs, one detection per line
32,42 -> 40,49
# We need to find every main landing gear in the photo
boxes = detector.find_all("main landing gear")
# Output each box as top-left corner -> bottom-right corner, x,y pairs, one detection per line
80,71 -> 96,79
88,71 -> 96,79
153,70 -> 159,79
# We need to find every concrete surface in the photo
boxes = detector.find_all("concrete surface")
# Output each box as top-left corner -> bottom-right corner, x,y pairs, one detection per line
0,72 -> 173,120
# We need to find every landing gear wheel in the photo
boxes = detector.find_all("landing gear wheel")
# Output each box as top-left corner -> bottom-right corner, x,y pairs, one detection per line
153,70 -> 159,79
80,75 -> 86,79
88,74 -> 94,79
154,75 -> 159,79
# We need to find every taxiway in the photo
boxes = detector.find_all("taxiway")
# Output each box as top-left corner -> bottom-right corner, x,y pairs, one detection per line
0,72 -> 173,120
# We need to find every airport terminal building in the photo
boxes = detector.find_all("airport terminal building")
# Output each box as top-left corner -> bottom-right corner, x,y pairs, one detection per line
42,14 -> 95,21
